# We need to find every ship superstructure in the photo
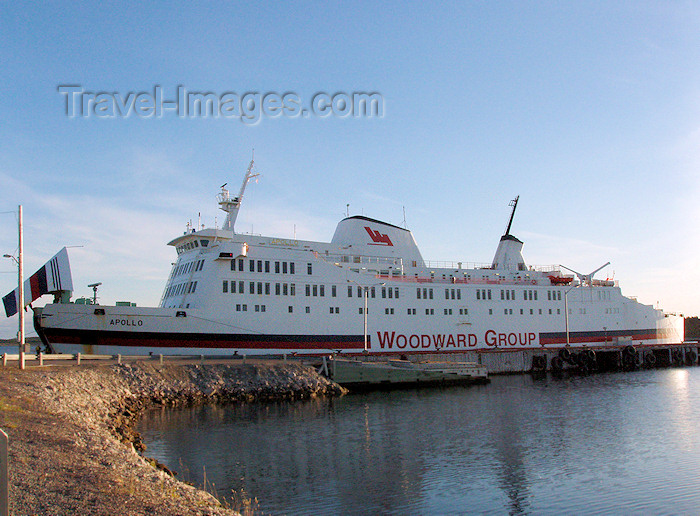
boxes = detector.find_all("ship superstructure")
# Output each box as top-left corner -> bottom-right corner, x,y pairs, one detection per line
34,159 -> 684,356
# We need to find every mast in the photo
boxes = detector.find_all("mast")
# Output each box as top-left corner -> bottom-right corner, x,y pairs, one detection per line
218,155 -> 259,232
504,196 -> 519,236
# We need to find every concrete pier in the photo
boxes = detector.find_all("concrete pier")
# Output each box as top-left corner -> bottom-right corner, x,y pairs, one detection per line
415,344 -> 700,374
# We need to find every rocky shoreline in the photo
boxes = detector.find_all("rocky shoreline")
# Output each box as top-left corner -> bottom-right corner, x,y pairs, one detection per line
0,360 -> 346,515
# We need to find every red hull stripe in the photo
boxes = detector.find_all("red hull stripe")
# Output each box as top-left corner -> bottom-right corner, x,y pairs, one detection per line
539,329 -> 669,345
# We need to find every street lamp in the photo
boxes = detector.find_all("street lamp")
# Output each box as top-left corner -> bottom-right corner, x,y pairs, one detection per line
564,282 -> 580,347
4,205 -> 24,369
362,283 -> 385,353
348,280 -> 385,353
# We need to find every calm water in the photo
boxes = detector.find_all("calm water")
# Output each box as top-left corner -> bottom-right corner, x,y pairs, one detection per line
139,368 -> 700,515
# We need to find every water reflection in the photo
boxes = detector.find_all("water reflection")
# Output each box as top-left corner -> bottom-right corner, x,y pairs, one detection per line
140,369 -> 700,515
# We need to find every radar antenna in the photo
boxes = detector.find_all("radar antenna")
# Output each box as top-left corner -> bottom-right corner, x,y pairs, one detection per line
504,196 -> 519,236
559,262 -> 611,287
87,282 -> 102,305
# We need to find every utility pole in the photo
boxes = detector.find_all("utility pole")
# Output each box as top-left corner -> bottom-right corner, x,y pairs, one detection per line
18,205 -> 25,370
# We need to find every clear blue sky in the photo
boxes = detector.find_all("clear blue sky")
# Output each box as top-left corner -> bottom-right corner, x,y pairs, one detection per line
2,1 -> 699,338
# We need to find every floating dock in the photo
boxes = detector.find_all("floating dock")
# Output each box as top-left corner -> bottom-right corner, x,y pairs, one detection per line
324,356 -> 489,389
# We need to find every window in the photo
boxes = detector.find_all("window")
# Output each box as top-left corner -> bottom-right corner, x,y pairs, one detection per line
257,260 -> 262,272
306,285 -> 311,296
320,285 -> 325,297
348,286 -> 353,297
290,262 -> 295,274
265,261 -> 270,273
265,283 -> 270,295
249,260 -> 254,272
275,261 -> 280,273
290,284 -> 296,296
288,306 -> 293,313
312,285 -> 318,297
305,306 -> 310,313
282,283 -> 288,295
230,281 -> 236,293
395,288 -> 400,299
332,285 -> 337,297
275,283 -> 280,295
249,282 -> 254,294
417,288 -> 422,299
238,259 -> 244,272
223,281 -> 228,293
307,263 -> 312,275
283,262 -> 288,274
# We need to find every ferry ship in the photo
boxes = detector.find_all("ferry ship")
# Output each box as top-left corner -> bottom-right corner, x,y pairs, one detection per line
33,159 -> 684,356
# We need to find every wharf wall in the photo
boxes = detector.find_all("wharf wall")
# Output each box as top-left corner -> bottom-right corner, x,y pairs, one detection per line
427,344 -> 699,374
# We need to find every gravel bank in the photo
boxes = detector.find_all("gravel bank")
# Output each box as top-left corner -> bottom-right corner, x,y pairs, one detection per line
0,360 -> 346,515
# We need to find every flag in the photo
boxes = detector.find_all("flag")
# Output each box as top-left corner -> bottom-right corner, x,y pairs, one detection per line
3,247 -> 73,317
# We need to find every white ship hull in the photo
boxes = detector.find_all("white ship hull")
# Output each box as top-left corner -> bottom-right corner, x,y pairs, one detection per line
34,161 -> 685,357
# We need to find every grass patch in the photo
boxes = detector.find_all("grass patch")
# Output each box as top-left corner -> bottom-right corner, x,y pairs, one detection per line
0,398 -> 22,413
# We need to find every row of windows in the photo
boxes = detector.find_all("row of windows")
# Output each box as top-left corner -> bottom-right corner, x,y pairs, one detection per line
502,308 -> 562,315
224,281 -> 298,296
223,304 -> 606,317
235,304 -> 267,312
220,280 -> 609,307
231,259 -> 302,275
176,239 -> 209,255
164,280 -> 198,298
547,290 -> 562,301
476,289 -> 492,300
351,286 -> 401,299
445,288 -> 462,300
417,288 -> 434,300
173,259 -> 204,278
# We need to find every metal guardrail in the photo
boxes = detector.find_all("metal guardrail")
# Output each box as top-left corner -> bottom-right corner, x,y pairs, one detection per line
0,352 -> 297,367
